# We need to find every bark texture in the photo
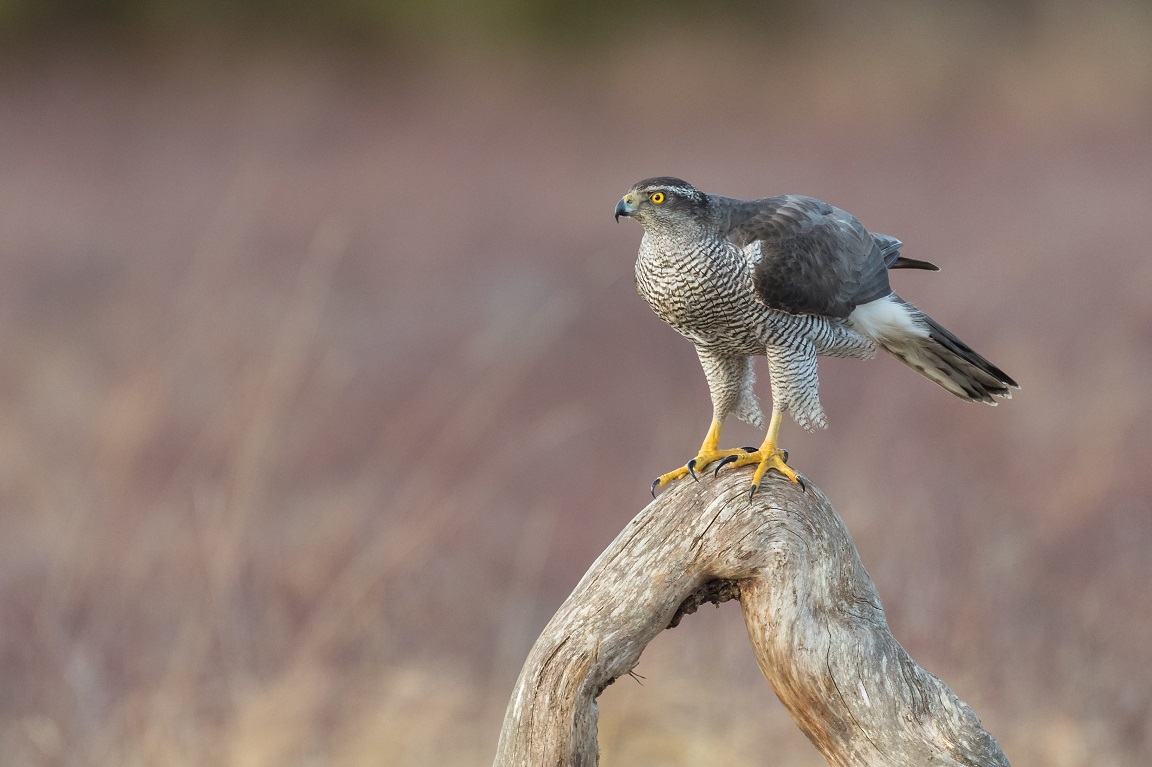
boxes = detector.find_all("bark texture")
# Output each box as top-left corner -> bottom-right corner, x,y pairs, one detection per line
492,469 -> 1010,767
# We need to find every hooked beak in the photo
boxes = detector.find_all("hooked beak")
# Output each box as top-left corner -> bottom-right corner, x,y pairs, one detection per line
614,195 -> 636,222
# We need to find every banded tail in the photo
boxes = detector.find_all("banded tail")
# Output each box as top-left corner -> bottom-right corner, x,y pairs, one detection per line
848,294 -> 1018,403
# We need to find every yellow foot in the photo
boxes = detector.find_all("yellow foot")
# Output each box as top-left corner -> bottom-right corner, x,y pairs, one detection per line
713,446 -> 804,499
650,447 -> 759,497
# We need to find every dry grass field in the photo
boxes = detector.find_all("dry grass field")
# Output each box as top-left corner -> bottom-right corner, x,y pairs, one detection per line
1,7 -> 1151,765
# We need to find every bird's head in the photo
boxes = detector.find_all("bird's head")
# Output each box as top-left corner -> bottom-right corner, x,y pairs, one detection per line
614,177 -> 709,229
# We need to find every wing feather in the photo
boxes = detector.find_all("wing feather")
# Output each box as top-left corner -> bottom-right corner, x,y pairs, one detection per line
724,195 -> 896,319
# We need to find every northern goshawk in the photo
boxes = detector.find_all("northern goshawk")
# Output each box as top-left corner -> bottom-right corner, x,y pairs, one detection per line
615,177 -> 1018,498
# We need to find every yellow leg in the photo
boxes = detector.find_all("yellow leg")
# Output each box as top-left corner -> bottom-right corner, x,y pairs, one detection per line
650,419 -> 755,496
713,410 -> 801,497
699,418 -> 723,454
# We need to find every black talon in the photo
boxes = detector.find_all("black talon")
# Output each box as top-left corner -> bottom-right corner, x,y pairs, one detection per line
797,476 -> 806,491
650,478 -> 660,498
687,459 -> 699,482
713,454 -> 740,477
742,446 -> 758,453
780,448 -> 789,463
748,483 -> 759,501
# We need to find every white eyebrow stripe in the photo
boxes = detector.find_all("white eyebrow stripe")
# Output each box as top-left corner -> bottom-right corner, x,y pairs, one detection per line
642,185 -> 697,197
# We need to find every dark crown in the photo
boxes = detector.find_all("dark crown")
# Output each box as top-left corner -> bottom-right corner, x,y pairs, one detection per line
632,176 -> 696,193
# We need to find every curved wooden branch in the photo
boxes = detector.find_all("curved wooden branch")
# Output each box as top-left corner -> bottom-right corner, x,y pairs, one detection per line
492,470 -> 1010,767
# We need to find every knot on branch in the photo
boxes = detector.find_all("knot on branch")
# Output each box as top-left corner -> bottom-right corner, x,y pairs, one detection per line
668,578 -> 740,629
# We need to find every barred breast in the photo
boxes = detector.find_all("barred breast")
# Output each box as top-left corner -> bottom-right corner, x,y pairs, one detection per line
635,232 -> 874,360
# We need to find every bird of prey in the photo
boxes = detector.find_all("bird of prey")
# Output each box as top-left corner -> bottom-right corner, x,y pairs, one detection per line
615,177 -> 1018,498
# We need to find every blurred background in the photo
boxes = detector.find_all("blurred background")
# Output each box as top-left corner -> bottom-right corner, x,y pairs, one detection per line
2,0 -> 1151,764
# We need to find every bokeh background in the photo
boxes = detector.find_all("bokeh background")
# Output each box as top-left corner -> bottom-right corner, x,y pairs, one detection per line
2,1 -> 1152,764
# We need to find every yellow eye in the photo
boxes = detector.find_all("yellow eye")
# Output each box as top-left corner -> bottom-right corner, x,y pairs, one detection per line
651,192 -> 665,204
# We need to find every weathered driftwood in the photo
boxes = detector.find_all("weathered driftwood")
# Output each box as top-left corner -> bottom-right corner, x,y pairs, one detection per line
492,468 -> 1010,767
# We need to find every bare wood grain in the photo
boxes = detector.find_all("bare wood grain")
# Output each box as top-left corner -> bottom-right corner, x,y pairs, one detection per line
492,468 -> 1010,767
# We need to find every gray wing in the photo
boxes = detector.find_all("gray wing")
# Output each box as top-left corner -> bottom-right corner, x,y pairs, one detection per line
723,195 -> 895,319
